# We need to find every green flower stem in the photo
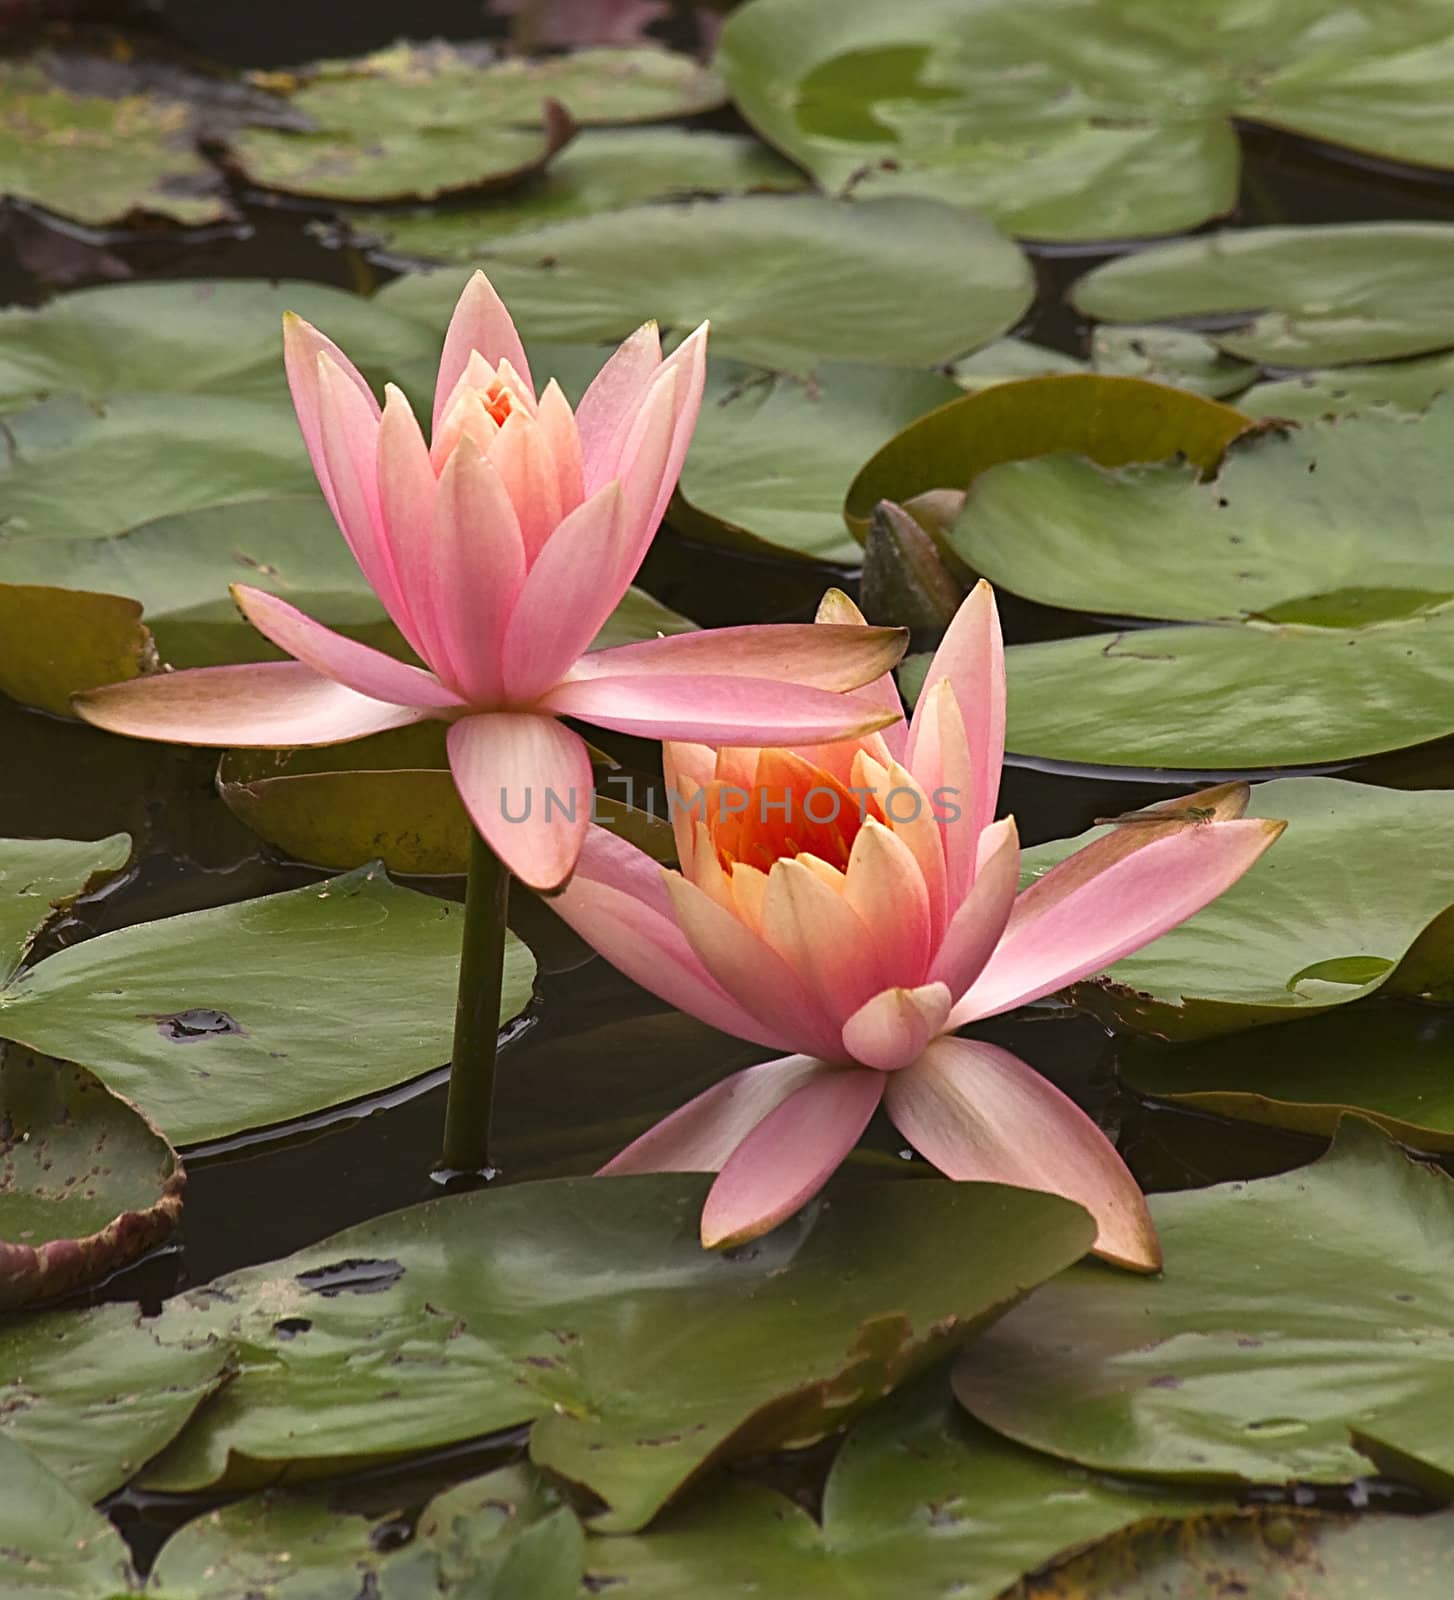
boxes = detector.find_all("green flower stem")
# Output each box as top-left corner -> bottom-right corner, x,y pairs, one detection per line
439,827 -> 510,1175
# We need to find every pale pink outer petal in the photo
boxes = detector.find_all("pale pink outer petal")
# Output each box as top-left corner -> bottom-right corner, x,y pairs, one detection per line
907,581 -> 1005,843
639,321 -> 708,547
701,1068 -> 885,1248
909,678 -> 978,906
810,589 -> 908,763
843,819 -> 932,989
376,385 -> 442,666
540,676 -> 903,746
885,1037 -> 1161,1272
535,378 -> 585,516
760,858 -> 887,1028
231,586 -> 463,711
446,712 -> 592,891
951,818 -> 1287,1026
575,321 -> 663,491
430,445 -> 527,705
666,875 -> 845,1060
433,270 -> 533,429
315,356 -> 415,634
841,982 -> 952,1073
553,830 -> 792,1052
600,1054 -> 833,1176
927,817 -> 1020,999
612,361 -> 682,572
501,482 -> 627,703
565,622 -> 907,690
282,312 -> 379,525
73,662 -> 432,746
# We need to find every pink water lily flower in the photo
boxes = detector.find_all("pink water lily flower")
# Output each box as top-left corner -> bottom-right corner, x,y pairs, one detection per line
73,273 -> 906,890
554,583 -> 1285,1268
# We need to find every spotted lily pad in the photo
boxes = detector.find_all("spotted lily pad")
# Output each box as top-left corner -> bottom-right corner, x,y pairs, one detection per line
0,860 -> 535,1146
1018,779 -> 1454,1041
954,1119 -> 1454,1492
0,1047 -> 183,1310
1073,224 -> 1454,366
224,42 -> 724,203
138,1174 -> 1092,1532
1243,352 -> 1454,422
0,1435 -> 133,1597
378,195 -> 1033,373
356,127 -> 807,259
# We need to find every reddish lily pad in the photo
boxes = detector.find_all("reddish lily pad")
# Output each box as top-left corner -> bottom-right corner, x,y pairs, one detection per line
0,1046 -> 184,1310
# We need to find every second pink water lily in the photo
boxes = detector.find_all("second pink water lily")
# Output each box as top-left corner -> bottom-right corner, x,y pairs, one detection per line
554,584 -> 1285,1268
74,272 -> 904,890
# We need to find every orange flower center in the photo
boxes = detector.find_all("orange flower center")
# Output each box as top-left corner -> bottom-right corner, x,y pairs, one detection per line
705,750 -> 883,876
480,379 -> 516,426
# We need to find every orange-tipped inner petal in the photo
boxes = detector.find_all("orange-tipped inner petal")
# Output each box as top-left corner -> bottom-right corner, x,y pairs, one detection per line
707,749 -> 884,876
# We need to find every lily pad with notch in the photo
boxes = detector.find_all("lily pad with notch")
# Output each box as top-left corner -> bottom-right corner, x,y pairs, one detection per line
0,1434 -> 134,1597
138,1173 -> 1093,1532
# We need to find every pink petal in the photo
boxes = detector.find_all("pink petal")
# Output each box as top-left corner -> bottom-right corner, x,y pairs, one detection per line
73,662 -> 431,746
701,1068 -> 884,1248
843,819 -> 932,988
490,410 -> 563,565
885,1037 -> 1161,1271
928,817 -> 1020,999
612,361 -> 682,576
231,586 -> 463,711
952,818 -> 1286,1025
601,1055 -> 833,1176
375,385 -> 440,666
907,581 -> 1005,843
446,712 -> 592,891
282,311 -> 379,526
540,675 -> 904,746
501,482 -> 628,703
432,271 -> 533,430
568,622 -> 907,690
642,321 -> 708,545
760,857 -> 886,1026
841,982 -> 952,1072
576,321 -> 663,491
803,589 -> 908,762
428,443 -> 527,704
851,750 -> 949,942
666,874 -> 844,1060
316,355 -> 413,632
909,679 -> 978,906
536,378 -> 585,517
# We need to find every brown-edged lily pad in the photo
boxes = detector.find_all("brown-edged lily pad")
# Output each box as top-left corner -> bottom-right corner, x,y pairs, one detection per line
0,1046 -> 184,1310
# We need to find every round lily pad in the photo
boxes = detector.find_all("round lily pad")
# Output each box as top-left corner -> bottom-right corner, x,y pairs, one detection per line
0,55 -> 230,228
953,401 -> 1454,621
1072,224 -> 1454,367
0,1047 -> 183,1311
225,42 -> 724,203
1018,778 -> 1454,1041
674,359 -> 959,562
844,373 -> 1249,539
139,1173 -> 1092,1532
1243,353 -> 1454,423
1003,607 -> 1454,770
377,195 -> 1033,373
357,127 -> 807,260
949,339 -> 1084,392
1121,1002 -> 1454,1154
954,1119 -> 1454,1491
0,861 -> 536,1147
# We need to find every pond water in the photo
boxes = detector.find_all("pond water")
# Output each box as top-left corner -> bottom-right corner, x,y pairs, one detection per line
7,0 -> 1454,1592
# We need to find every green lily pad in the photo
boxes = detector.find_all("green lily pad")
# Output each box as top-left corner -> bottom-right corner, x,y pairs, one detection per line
1019,779 -> 1454,1041
593,1370 -> 1212,1596
0,1298 -> 233,1499
1072,224 -> 1454,367
0,1047 -> 184,1310
139,1173 -> 1092,1531
0,860 -> 535,1146
953,402 -> 1454,622
1243,352 -> 1454,422
954,1119 -> 1454,1490
949,339 -> 1085,392
0,1435 -> 133,1599
1090,326 -> 1258,401
1003,608 -> 1454,769
223,42 -> 723,203
377,195 -> 1033,373
0,56 -> 229,228
0,833 -> 129,981
673,359 -> 959,562
0,279 -> 431,410
357,127 -> 807,259
844,373 -> 1249,540
1121,1002 -> 1454,1153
